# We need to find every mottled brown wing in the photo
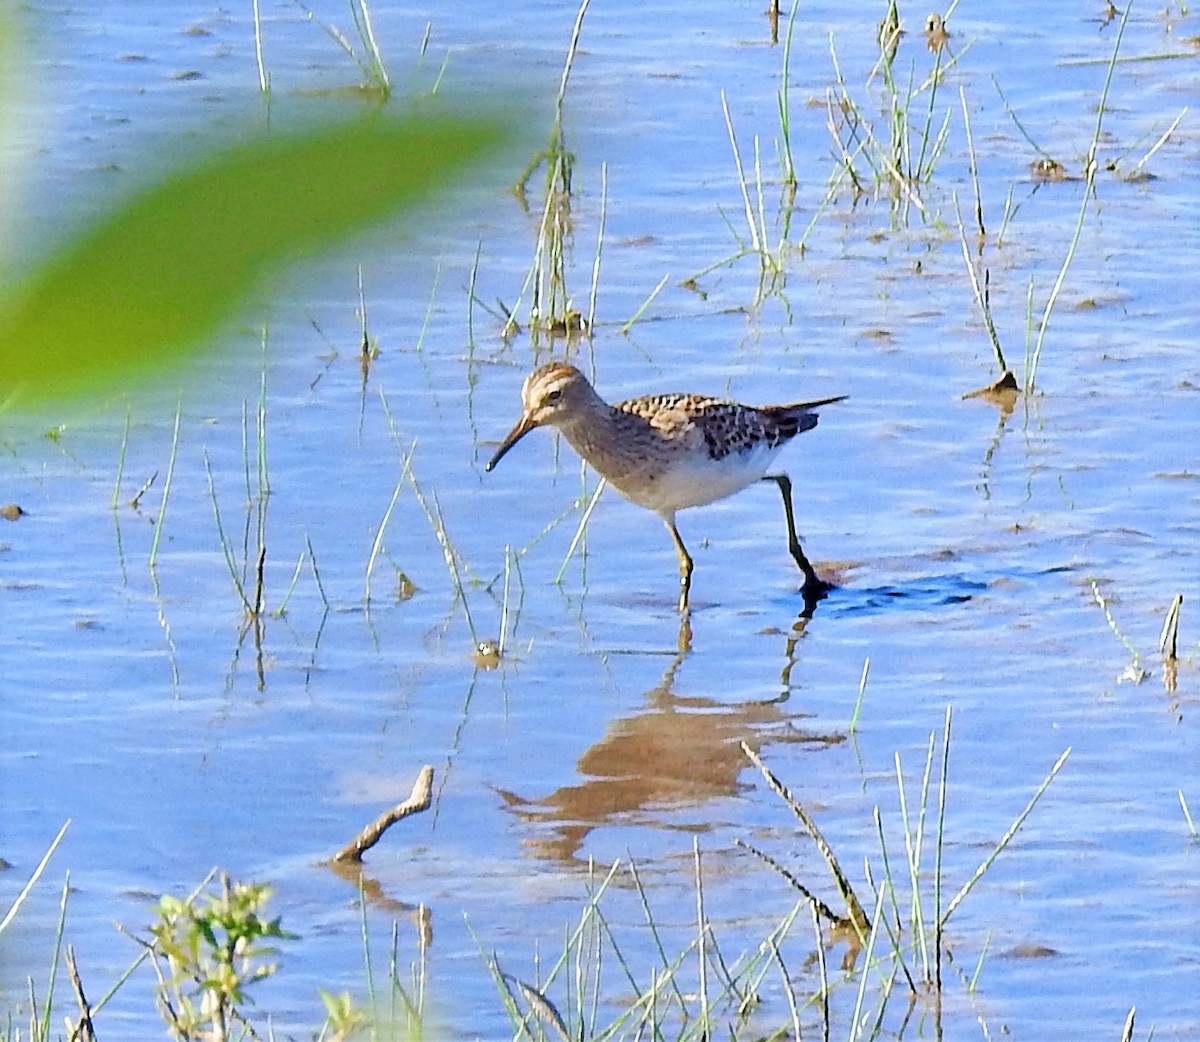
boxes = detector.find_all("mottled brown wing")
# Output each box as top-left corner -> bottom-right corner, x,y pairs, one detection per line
614,393 -> 724,440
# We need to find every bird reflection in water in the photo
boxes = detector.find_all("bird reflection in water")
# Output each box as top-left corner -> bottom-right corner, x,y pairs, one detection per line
497,607 -> 843,864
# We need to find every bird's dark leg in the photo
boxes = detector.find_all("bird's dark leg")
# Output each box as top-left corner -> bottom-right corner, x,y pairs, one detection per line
662,514 -> 694,613
763,473 -> 831,598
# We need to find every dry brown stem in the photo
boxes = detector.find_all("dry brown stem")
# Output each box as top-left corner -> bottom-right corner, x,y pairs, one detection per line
733,837 -> 849,929
65,945 -> 97,1042
740,741 -> 870,939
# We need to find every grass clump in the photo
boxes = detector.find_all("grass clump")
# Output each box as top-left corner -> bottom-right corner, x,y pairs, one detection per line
824,6 -> 956,220
736,711 -> 1070,1035
487,852 -> 803,1042
506,0 -> 592,340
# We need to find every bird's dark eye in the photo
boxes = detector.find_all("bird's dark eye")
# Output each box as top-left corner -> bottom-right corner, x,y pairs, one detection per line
544,389 -> 563,404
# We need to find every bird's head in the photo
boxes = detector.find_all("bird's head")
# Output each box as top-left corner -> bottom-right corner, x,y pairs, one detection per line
486,362 -> 592,471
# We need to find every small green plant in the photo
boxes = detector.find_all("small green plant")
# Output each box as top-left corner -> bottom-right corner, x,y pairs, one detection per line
143,874 -> 293,1042
318,988 -> 370,1041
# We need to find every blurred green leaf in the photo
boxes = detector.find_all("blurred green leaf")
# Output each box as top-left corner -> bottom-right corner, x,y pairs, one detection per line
0,110 -> 510,404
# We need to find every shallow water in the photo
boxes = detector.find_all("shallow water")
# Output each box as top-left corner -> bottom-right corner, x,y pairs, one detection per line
3,1 -> 1199,1039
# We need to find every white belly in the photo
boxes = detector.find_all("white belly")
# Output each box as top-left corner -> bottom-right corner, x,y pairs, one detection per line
613,440 -> 783,514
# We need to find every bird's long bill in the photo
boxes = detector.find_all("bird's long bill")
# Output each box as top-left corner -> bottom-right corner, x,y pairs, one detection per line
485,414 -> 537,472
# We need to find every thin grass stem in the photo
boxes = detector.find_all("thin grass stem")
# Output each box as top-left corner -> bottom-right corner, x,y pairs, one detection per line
364,442 -> 415,606
968,930 -> 992,992
238,399 -> 254,590
350,0 -> 390,92
410,476 -> 478,643
414,263 -> 443,356
954,192 -> 1007,374
275,549 -> 307,616
693,840 -> 710,1039
680,247 -> 755,287
1180,790 -> 1197,840
39,875 -> 70,1040
204,450 -> 252,613
620,275 -> 670,335
252,0 -> 268,92
997,182 -> 1016,248
825,65 -> 866,193
588,162 -> 607,333
810,899 -> 829,1041
148,401 -> 182,571
306,534 -> 330,611
914,47 -> 947,180
849,656 -> 870,733
960,87 -> 985,238
898,738 -> 934,981
112,407 -> 132,510
1022,276 -> 1036,384
742,742 -> 869,939
466,239 -> 482,353
798,144 -> 861,248
0,821 -> 70,935
752,134 -> 773,272
721,91 -> 763,257
486,493 -> 596,590
934,705 -> 952,991
556,0 -> 591,117
253,344 -> 270,615
777,0 -> 801,188
1089,578 -> 1146,678
498,545 -> 513,656
867,809 -> 918,994
555,479 -> 606,583
769,937 -> 802,1042
941,747 -> 1071,925
846,883 -> 887,1042
991,75 -> 1053,158
1126,106 -> 1186,180
1027,0 -> 1132,393
356,876 -> 376,1018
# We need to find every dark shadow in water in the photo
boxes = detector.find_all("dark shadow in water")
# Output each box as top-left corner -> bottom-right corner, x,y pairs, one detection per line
496,651 -> 844,865
813,565 -> 1074,620
822,573 -> 988,617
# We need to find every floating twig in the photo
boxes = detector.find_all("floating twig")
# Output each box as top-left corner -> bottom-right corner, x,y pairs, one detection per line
331,766 -> 434,864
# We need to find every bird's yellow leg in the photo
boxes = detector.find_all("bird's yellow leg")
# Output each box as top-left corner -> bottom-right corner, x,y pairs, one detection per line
663,515 -> 693,612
